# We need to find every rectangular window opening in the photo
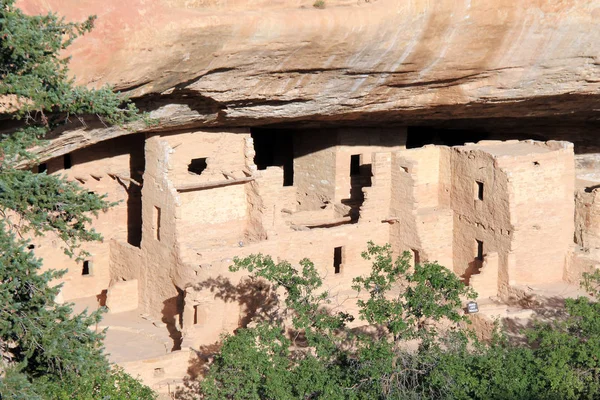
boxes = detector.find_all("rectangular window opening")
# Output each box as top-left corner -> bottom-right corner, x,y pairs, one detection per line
63,154 -> 72,170
476,240 -> 484,260
37,163 -> 47,173
193,305 -> 199,325
333,246 -> 343,274
475,181 -> 484,201
350,154 -> 361,176
82,260 -> 93,276
154,206 -> 162,241
188,158 -> 208,175
412,249 -> 420,265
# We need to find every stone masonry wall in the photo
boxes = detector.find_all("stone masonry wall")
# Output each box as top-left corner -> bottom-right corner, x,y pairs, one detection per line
451,146 -> 512,289
502,141 -> 574,285
33,134 -> 143,301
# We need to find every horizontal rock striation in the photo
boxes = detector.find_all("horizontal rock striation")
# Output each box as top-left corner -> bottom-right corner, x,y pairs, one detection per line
11,0 -> 600,157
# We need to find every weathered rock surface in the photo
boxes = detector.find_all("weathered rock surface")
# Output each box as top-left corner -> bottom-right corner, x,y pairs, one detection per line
12,0 -> 600,156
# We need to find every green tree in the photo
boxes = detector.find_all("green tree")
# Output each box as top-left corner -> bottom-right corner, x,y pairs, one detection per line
196,244 -> 600,400
198,243 -> 475,399
0,1 -> 154,398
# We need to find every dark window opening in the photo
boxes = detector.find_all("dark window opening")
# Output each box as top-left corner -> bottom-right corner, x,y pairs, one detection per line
333,246 -> 343,274
154,206 -> 162,241
82,260 -> 92,276
63,154 -> 72,169
406,126 -> 490,149
533,161 -> 540,166
193,305 -> 199,325
350,154 -> 361,176
344,157 -> 372,222
412,249 -> 420,265
127,134 -> 145,247
476,181 -> 484,201
251,128 -> 294,186
37,163 -> 47,173
476,240 -> 484,260
188,158 -> 208,175
27,244 -> 35,250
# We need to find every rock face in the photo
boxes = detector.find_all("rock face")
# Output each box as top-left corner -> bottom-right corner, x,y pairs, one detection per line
16,0 -> 600,131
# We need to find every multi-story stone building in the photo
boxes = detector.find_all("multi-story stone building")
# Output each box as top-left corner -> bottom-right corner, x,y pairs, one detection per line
31,128 -> 580,351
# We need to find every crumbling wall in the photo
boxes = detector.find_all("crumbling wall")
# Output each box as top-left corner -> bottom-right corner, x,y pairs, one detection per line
181,219 -> 390,348
575,188 -> 600,250
108,240 -> 141,283
250,167 -> 296,238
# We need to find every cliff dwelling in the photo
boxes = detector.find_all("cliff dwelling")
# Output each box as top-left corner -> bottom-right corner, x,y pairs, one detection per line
27,119 -> 600,391
7,0 -> 599,395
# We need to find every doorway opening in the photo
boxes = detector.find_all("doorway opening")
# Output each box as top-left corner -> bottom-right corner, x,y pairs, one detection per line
344,154 -> 372,222
251,128 -> 294,186
333,246 -> 343,274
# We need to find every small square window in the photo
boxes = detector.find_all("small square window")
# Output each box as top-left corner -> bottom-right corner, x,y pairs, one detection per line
188,158 -> 208,175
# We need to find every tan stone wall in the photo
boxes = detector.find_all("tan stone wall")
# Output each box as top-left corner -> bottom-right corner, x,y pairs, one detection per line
106,279 -> 139,313
32,135 -> 144,301
162,129 -> 248,183
108,240 -> 141,283
451,146 -> 511,286
501,141 -> 574,285
470,252 -> 500,299
294,129 -> 337,211
139,136 -> 183,319
389,146 -> 453,268
361,152 -> 393,223
565,247 -> 600,285
182,220 -> 390,347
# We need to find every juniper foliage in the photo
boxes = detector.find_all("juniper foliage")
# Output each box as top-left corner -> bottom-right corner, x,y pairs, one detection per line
0,1 -> 154,397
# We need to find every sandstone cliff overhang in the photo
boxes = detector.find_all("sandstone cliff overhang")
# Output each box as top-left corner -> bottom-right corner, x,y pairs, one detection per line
8,0 -> 600,159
